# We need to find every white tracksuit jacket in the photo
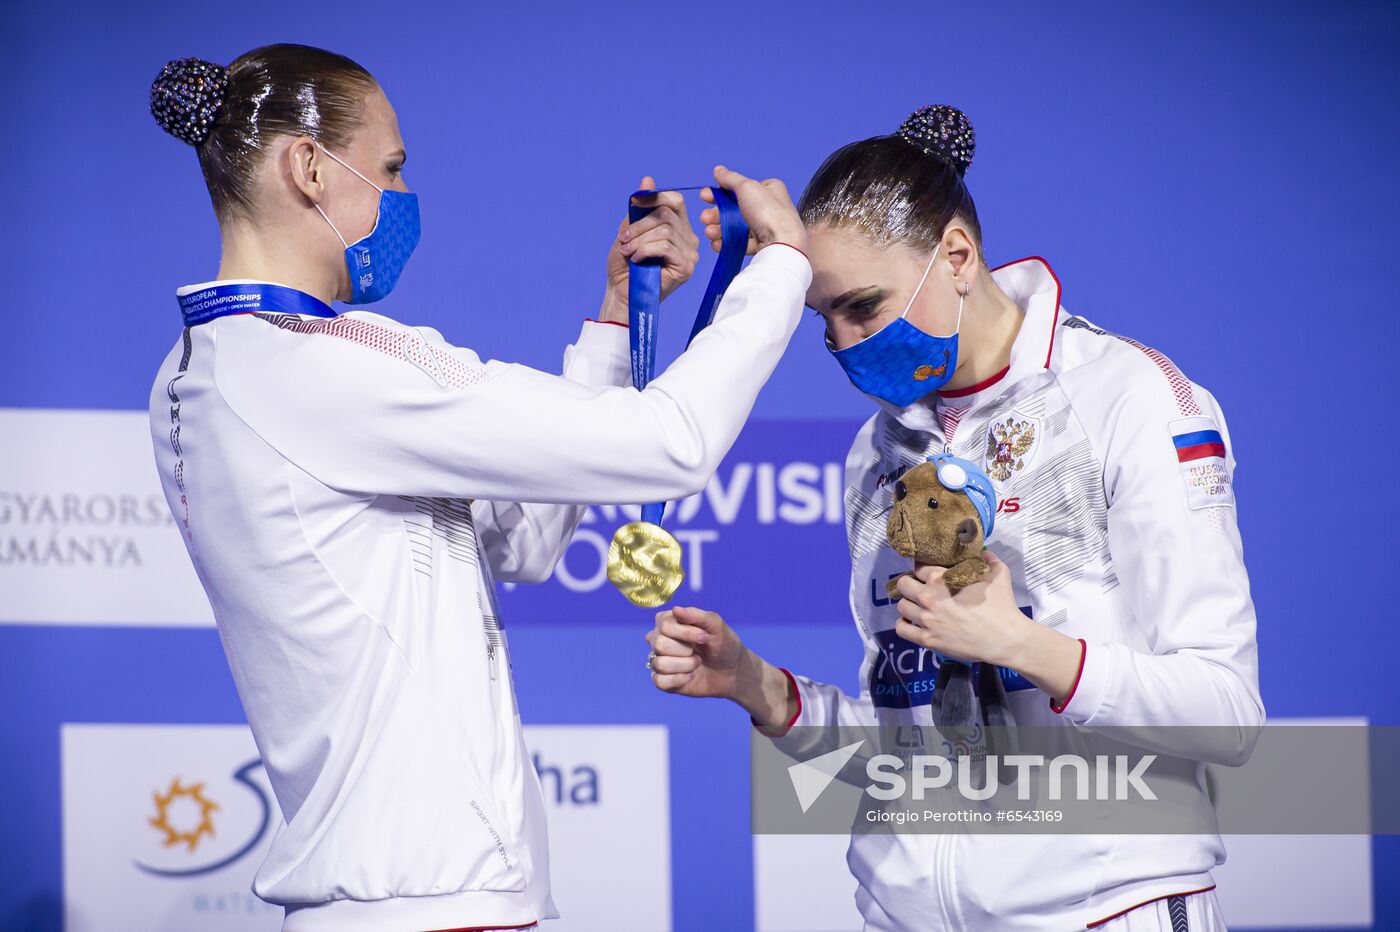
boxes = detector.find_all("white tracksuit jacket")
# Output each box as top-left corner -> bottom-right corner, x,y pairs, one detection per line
147,244 -> 811,931
782,257 -> 1264,931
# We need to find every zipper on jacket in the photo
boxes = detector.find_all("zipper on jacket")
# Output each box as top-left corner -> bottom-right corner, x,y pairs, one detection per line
937,830 -> 961,929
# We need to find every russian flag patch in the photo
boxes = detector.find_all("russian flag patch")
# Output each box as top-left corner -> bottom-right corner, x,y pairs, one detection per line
1170,416 -> 1234,510
1173,427 -> 1226,463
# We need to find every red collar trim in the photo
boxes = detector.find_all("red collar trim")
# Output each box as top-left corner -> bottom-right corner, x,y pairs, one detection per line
989,255 -> 1063,369
938,364 -> 1010,399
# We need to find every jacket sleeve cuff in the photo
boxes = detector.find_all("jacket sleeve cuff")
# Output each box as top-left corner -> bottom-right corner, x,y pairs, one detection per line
751,242 -> 814,290
578,317 -> 632,346
563,318 -> 632,386
753,667 -> 803,738
1050,639 -> 1109,721
583,317 -> 629,329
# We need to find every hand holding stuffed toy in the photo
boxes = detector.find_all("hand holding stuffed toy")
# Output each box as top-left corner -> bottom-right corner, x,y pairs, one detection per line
886,455 -> 991,598
885,454 -> 1015,741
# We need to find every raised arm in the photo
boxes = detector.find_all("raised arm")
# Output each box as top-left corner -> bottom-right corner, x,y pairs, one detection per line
471,318 -> 631,582
216,168 -> 811,506
472,180 -> 697,583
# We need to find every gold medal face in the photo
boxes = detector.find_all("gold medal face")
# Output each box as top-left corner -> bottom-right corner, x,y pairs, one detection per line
607,521 -> 685,608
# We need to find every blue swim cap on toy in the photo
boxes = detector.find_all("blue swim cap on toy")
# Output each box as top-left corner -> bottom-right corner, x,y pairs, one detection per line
928,453 -> 997,541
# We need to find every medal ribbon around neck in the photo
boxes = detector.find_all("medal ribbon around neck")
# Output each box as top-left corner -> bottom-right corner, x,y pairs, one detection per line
177,282 -> 336,326
606,185 -> 749,608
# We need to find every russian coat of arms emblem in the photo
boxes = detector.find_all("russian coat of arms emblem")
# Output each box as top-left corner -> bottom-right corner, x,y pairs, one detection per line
985,415 -> 1037,482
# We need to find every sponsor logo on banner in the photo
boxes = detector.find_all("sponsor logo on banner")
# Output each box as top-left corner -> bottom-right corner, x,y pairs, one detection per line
525,725 -> 671,932
62,725 -> 280,931
62,723 -> 670,932
0,409 -> 214,626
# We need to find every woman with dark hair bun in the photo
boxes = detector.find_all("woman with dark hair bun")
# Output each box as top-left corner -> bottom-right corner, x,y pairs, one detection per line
649,105 -> 1260,930
147,43 -> 812,932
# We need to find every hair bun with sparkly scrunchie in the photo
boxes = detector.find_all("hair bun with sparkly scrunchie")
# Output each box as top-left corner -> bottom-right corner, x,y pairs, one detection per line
896,104 -> 976,177
150,58 -> 229,146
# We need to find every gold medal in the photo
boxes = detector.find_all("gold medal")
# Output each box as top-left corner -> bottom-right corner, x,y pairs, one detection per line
607,521 -> 686,608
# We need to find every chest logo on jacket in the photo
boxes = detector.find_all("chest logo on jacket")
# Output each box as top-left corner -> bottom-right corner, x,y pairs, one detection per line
870,628 -> 1036,709
985,414 -> 1039,483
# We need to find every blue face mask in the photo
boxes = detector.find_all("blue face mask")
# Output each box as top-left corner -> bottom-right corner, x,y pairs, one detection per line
829,245 -> 965,407
314,143 -> 421,304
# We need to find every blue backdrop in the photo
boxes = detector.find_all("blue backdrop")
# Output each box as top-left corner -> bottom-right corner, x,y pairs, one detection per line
2,1 -> 1398,930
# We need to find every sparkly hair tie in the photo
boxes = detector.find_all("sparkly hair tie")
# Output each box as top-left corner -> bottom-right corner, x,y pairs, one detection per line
150,58 -> 229,147
896,104 -> 976,177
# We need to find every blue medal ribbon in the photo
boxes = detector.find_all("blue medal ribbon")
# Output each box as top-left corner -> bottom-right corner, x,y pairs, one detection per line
627,186 -> 749,524
177,282 -> 336,327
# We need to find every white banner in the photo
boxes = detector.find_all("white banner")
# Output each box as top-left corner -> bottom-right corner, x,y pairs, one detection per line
0,409 -> 213,626
62,723 -> 670,932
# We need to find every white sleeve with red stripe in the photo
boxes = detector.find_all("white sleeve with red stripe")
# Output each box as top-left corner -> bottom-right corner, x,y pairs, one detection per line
756,670 -> 878,738
793,673 -> 879,728
212,244 -> 810,504
470,319 -> 632,583
1055,359 -> 1265,765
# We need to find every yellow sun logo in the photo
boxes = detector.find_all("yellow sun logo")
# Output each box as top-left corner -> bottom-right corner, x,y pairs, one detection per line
148,777 -> 219,852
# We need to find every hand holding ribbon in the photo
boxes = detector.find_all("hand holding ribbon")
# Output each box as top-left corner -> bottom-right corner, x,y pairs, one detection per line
605,177 -> 752,608
698,167 -> 807,257
601,176 -> 700,323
